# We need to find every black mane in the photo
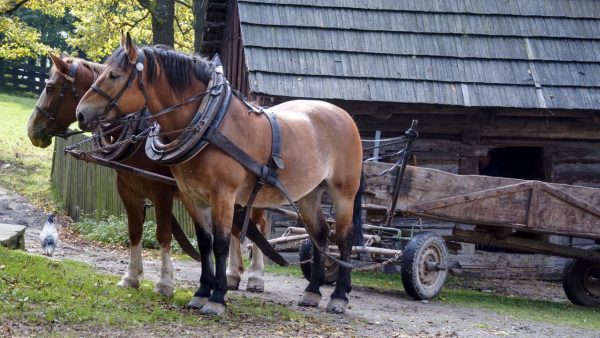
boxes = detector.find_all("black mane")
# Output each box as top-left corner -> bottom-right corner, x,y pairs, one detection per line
107,45 -> 215,95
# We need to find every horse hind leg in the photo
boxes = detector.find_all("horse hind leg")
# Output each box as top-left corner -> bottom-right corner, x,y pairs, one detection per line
117,184 -> 145,289
297,188 -> 328,308
153,196 -> 175,297
325,185 -> 360,314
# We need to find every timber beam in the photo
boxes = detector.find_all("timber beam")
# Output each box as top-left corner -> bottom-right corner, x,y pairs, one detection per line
446,228 -> 600,263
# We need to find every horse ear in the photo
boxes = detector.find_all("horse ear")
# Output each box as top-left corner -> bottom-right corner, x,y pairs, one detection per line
120,30 -> 127,48
48,52 -> 69,74
124,32 -> 138,63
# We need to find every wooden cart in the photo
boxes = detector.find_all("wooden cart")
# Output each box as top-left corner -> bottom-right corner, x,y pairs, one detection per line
363,160 -> 600,306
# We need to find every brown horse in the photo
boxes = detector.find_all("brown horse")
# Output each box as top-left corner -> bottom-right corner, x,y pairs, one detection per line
27,54 -> 271,301
76,34 -> 364,315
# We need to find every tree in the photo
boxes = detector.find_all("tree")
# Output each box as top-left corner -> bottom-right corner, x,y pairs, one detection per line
139,0 -> 174,47
192,0 -> 208,53
0,0 -> 66,60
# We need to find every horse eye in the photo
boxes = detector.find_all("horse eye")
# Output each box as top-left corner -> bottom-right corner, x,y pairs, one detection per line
46,85 -> 55,92
109,71 -> 119,80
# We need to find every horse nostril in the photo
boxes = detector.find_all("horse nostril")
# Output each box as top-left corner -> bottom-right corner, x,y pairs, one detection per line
77,113 -> 85,124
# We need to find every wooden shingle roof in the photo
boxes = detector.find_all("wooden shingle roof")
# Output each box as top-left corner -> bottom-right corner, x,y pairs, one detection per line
237,0 -> 600,110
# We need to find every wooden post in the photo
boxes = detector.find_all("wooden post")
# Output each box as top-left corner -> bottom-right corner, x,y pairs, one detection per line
372,130 -> 381,162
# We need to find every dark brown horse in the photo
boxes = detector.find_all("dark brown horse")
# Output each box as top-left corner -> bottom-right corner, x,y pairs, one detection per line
27,54 -> 271,302
76,34 -> 364,315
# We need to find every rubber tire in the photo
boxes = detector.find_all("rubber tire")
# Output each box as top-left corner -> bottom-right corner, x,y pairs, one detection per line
562,245 -> 600,308
298,239 -> 338,285
401,231 -> 448,300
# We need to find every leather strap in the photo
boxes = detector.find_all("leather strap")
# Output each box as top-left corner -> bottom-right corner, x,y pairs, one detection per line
239,111 -> 284,243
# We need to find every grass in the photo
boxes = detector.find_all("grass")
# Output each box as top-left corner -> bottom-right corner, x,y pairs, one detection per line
265,262 -> 600,330
0,92 -> 56,209
0,246 -> 326,333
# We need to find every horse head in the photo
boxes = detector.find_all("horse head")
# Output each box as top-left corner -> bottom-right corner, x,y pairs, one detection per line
27,53 -> 105,147
76,33 -> 149,132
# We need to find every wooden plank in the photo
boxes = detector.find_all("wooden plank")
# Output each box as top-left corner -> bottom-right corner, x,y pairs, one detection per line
447,228 -> 600,262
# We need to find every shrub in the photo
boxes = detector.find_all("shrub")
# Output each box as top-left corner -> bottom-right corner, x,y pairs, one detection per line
73,211 -> 194,252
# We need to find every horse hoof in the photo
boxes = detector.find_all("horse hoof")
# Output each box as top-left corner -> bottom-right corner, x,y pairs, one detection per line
155,281 -> 174,298
199,301 -> 226,315
298,291 -> 321,307
187,296 -> 209,309
226,275 -> 240,290
246,277 -> 264,293
117,276 -> 139,289
326,298 -> 348,314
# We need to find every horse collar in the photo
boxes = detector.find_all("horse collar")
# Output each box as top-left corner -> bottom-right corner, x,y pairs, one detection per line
144,67 -> 232,165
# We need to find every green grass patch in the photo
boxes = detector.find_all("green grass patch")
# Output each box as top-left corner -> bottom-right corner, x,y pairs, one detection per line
265,262 -> 600,330
0,92 -> 55,209
0,247 -> 323,331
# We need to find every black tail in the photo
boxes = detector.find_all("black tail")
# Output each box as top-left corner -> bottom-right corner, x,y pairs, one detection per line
352,171 -> 365,246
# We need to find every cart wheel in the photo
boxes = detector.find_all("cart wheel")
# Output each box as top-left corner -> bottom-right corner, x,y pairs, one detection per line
562,245 -> 600,308
298,240 -> 338,285
401,231 -> 448,300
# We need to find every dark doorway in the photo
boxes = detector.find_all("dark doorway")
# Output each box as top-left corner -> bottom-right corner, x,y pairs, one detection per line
478,147 -> 545,180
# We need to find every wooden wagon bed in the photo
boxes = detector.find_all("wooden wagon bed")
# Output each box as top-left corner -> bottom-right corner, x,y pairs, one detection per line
364,162 -> 600,241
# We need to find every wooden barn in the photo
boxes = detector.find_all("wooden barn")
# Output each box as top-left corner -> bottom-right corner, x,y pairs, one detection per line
199,0 -> 600,189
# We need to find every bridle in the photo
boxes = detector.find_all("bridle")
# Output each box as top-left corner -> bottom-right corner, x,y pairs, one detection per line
90,50 -> 148,120
35,61 -> 84,138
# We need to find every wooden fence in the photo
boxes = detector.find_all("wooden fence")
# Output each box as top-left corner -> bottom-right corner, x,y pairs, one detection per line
0,60 -> 49,94
51,135 -> 196,236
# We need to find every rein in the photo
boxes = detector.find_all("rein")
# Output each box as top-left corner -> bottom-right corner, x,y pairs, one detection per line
35,61 -> 85,139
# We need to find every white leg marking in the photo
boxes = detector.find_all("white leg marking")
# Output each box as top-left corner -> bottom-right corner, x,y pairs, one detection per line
155,246 -> 174,297
118,242 -> 143,289
246,242 -> 265,292
226,234 -> 242,290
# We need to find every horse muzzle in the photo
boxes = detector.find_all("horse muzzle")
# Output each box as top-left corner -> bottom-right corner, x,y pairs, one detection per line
76,109 -> 100,132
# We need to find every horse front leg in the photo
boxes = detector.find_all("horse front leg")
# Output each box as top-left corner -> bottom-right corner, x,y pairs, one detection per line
246,209 -> 268,292
152,195 -> 175,297
188,221 -> 215,309
200,194 -> 234,316
116,182 -> 145,289
226,218 -> 243,290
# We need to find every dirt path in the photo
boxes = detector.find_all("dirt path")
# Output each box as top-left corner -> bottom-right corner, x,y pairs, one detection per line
1,185 -> 597,337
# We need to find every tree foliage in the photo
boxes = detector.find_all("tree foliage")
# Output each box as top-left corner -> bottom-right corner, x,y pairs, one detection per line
0,0 -> 68,60
1,0 -> 195,62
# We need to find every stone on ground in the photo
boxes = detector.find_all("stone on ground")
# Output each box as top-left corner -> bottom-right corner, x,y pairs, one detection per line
0,223 -> 26,250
